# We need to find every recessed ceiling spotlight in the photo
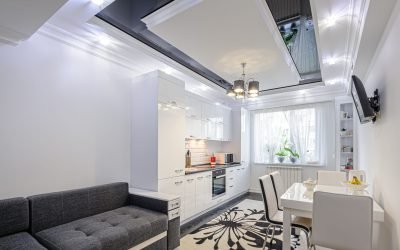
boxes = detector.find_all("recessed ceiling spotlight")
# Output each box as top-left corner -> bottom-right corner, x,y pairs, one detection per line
164,67 -> 173,75
91,0 -> 105,6
200,85 -> 210,91
97,34 -> 112,46
215,102 -> 220,106
324,15 -> 338,27
324,57 -> 338,65
325,78 -> 343,85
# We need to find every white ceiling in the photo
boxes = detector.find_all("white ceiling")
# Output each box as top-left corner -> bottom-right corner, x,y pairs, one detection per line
144,0 -> 300,91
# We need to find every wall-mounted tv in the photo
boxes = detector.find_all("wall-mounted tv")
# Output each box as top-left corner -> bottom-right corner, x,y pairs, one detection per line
351,75 -> 379,124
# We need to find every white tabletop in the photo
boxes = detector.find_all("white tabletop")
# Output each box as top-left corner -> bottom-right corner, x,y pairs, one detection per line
281,183 -> 384,222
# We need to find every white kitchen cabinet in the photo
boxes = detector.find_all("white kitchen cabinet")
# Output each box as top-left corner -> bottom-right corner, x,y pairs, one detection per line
158,176 -> 185,218
222,109 -> 232,141
185,97 -> 202,119
226,168 -> 236,199
186,117 -> 202,139
131,71 -> 186,190
184,175 -> 196,220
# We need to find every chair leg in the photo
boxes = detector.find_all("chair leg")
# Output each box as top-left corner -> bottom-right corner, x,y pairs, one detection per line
262,224 -> 271,250
269,225 -> 276,249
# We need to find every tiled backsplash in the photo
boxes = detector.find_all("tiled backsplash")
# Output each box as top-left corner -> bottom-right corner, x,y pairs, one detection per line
185,139 -> 209,165
185,139 -> 223,166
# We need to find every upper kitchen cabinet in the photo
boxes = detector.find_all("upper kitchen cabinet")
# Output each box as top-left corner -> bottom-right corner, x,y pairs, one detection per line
185,92 -> 232,141
131,71 -> 186,191
0,0 -> 67,45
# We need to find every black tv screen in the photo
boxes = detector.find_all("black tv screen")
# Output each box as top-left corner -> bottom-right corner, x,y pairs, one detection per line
351,75 -> 375,124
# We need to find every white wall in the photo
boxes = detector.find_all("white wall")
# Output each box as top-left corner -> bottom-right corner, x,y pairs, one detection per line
357,1 -> 400,249
0,32 -> 133,199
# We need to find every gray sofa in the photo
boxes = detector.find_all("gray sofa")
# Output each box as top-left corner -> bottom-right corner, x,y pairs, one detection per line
0,197 -> 46,249
27,182 -> 180,250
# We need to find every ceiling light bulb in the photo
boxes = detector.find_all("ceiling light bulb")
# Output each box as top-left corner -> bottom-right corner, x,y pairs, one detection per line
248,81 -> 260,94
325,15 -> 337,27
226,88 -> 236,97
325,57 -> 337,65
236,92 -> 244,99
91,0 -> 105,6
249,93 -> 258,98
233,80 -> 245,93
215,102 -> 221,106
97,34 -> 111,46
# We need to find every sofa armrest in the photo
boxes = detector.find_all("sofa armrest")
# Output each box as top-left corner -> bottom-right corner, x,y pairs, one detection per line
128,193 -> 181,250
129,194 -> 169,214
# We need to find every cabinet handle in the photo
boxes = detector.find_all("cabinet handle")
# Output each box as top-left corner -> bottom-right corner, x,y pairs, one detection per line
175,169 -> 184,173
174,181 -> 183,185
229,178 -> 234,180
241,168 -> 245,170
206,175 -> 211,178
172,212 -> 179,216
187,179 -> 194,182
172,202 -> 179,207
197,177 -> 203,180
191,115 -> 196,118
229,185 -> 233,188
229,170 -> 233,173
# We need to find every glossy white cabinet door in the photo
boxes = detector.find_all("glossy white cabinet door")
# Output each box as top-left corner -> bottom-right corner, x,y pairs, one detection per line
158,176 -> 185,218
158,78 -> 185,180
222,109 -> 232,141
186,117 -> 202,139
185,97 -> 202,119
226,168 -> 236,199
184,175 -> 196,219
195,173 -> 206,213
204,172 -> 213,208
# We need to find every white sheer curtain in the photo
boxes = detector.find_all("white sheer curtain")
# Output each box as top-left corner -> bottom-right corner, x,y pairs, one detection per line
253,102 -> 334,165
287,107 -> 313,164
253,110 -> 288,163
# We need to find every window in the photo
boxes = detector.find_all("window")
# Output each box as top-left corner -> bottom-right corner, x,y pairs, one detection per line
253,103 -> 332,165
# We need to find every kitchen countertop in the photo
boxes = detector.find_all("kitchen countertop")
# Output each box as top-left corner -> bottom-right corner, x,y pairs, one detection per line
185,162 -> 242,175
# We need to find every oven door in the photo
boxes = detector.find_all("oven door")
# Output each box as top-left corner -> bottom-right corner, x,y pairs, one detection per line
212,174 -> 226,198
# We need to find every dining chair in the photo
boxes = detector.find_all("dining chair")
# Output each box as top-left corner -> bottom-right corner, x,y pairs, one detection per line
270,171 -> 284,210
259,174 -> 311,249
310,191 -> 373,250
349,170 -> 367,182
317,170 -> 346,186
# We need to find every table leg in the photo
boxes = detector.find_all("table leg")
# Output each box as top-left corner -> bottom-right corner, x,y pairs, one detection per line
283,208 -> 292,250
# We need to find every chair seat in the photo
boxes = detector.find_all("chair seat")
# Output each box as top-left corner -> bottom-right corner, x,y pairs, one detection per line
35,205 -> 168,250
270,211 -> 312,232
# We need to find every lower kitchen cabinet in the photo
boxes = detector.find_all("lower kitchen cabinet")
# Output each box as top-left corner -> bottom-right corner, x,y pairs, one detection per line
160,166 -> 250,223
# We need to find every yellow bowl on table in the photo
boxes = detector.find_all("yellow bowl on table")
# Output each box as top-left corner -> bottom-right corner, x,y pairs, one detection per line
342,181 -> 369,191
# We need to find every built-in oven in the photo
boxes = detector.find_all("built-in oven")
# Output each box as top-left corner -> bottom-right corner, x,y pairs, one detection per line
212,169 -> 226,199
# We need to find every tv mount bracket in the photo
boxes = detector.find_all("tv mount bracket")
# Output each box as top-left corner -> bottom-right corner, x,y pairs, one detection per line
369,89 -> 380,122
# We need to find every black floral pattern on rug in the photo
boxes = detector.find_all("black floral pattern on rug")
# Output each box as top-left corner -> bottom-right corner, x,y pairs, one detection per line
189,205 -> 301,250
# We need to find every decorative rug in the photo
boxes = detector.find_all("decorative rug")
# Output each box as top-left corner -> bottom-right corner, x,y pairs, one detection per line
180,199 -> 307,250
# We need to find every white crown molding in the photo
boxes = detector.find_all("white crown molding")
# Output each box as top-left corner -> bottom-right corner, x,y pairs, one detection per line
238,84 -> 346,110
141,0 -> 203,29
38,23 -> 146,74
343,0 -> 370,94
254,0 -> 301,81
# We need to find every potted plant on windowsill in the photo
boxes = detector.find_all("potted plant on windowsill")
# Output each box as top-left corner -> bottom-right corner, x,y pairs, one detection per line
275,148 -> 288,163
285,147 -> 300,164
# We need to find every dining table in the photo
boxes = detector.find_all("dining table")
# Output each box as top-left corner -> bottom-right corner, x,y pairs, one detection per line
280,183 -> 385,250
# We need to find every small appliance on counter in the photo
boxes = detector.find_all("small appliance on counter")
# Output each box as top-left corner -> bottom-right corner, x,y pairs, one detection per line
215,153 -> 234,164
185,150 -> 191,168
210,153 -> 216,167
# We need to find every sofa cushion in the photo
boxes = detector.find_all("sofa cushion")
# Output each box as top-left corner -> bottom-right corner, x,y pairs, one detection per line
28,182 -> 129,233
0,197 -> 29,237
35,205 -> 168,250
0,232 -> 46,250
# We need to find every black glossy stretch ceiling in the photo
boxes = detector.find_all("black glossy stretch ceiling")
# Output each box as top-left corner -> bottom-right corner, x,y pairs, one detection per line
97,0 -> 321,91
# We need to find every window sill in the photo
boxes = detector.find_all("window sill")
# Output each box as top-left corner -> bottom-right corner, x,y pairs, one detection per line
253,162 -> 325,168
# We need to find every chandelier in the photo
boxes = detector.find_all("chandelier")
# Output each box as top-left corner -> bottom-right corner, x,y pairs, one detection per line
226,62 -> 260,99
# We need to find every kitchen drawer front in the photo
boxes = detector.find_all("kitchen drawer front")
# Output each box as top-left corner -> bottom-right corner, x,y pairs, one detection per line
168,198 -> 181,211
168,208 -> 180,220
